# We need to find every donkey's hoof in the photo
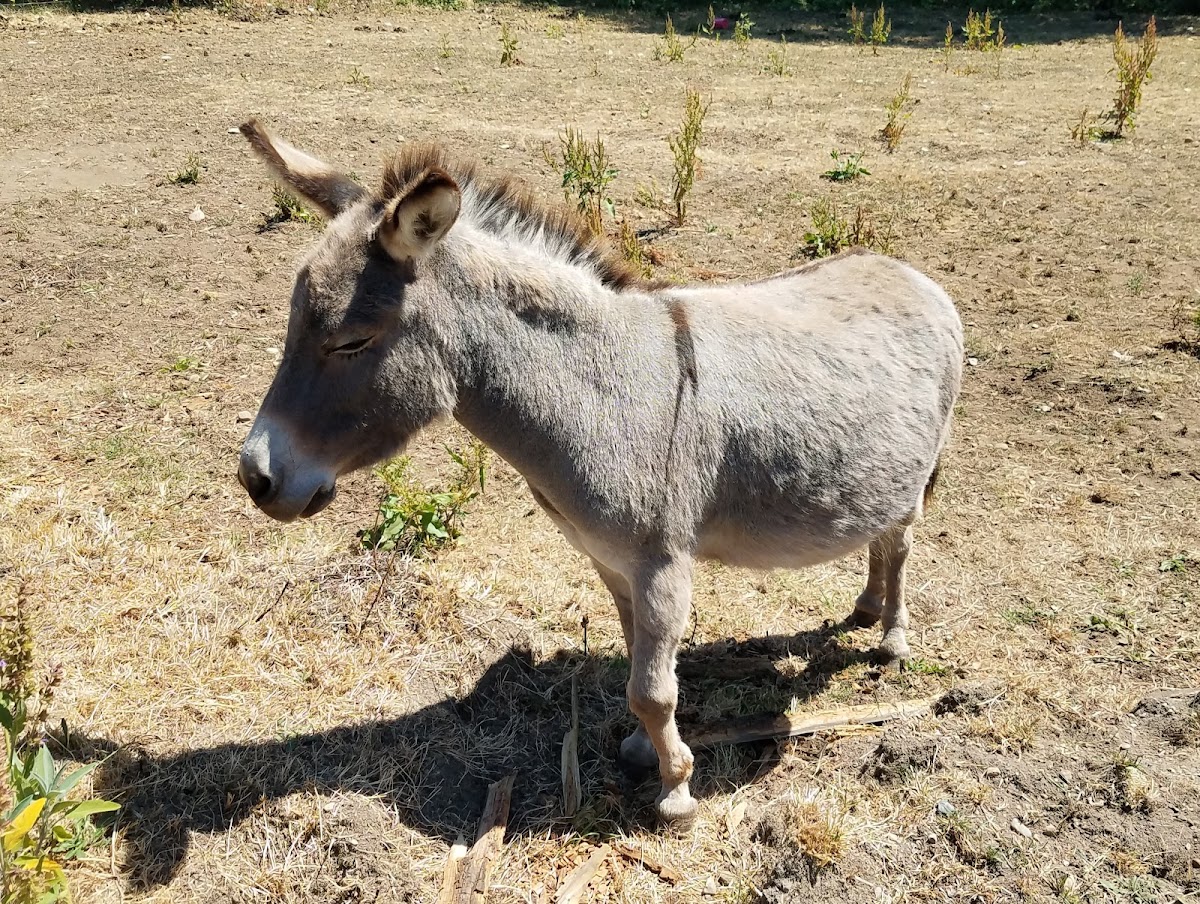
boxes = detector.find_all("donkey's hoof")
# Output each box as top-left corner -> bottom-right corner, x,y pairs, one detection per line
655,786 -> 698,824
847,607 -> 882,629
617,731 -> 659,774
873,644 -> 911,670
848,592 -> 882,628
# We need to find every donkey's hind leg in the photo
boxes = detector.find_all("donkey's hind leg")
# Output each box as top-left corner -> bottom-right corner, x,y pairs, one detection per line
591,559 -> 658,772
848,539 -> 887,628
875,523 -> 915,667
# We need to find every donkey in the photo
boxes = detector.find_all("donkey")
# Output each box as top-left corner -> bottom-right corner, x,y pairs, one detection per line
235,120 -> 963,822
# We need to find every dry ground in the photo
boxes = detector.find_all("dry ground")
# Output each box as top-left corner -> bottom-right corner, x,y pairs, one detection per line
1,2 -> 1199,902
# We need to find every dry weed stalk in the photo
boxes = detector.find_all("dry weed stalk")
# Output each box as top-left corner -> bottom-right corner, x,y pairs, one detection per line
881,72 -> 916,151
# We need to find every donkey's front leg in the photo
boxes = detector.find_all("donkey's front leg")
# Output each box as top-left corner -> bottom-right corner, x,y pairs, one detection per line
590,559 -> 658,772
628,557 -> 696,823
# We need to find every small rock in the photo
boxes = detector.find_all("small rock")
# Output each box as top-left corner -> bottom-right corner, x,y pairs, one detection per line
236,410 -> 253,424
188,206 -> 205,222
1010,818 -> 1032,839
1059,770 -> 1072,784
967,356 -> 979,366
703,876 -> 718,895
1111,350 -> 1134,363
936,800 -> 956,817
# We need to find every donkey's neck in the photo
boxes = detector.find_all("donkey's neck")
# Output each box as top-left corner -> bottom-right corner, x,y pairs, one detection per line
434,230 -> 678,494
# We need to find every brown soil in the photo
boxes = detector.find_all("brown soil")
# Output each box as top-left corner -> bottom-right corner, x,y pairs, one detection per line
1,3 -> 1198,902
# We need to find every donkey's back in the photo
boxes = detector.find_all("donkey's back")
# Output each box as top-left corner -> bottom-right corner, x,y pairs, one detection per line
669,249 -> 963,571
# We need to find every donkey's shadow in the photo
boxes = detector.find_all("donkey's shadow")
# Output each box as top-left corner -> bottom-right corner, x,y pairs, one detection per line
68,621 -> 868,889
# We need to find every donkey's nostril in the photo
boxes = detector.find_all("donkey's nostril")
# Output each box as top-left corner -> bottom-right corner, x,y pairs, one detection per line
241,466 -> 275,505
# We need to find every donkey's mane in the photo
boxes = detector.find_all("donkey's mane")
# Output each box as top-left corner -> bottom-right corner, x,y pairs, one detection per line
380,143 -> 651,292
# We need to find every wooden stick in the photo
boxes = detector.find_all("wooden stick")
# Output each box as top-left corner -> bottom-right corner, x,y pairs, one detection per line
554,844 -> 610,904
686,696 -> 938,749
455,775 -> 515,904
612,841 -> 682,884
562,673 -> 581,817
437,837 -> 468,904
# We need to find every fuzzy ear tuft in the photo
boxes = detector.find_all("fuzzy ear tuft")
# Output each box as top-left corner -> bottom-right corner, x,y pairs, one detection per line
239,118 -> 365,219
377,169 -> 461,262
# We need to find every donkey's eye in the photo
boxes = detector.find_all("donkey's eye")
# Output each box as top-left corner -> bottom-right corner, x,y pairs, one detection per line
327,336 -> 374,356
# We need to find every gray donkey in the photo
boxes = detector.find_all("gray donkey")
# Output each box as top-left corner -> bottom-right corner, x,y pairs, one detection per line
235,120 -> 963,822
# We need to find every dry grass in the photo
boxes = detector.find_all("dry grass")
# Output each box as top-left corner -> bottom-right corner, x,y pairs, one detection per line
0,4 -> 1198,903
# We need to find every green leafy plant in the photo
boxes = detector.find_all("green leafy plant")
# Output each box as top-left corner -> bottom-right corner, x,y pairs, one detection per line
543,128 -> 617,238
265,185 -> 319,228
801,197 -> 892,258
168,153 -> 202,185
881,72 -> 916,151
821,149 -> 870,182
847,4 -> 865,44
346,66 -> 372,88
869,3 -> 890,55
765,36 -> 793,77
654,14 -> 695,63
963,9 -> 994,51
668,87 -> 711,226
701,4 -> 720,41
438,33 -> 454,58
941,21 -> 954,70
1104,17 -> 1157,138
733,13 -> 754,48
359,444 -> 487,555
499,22 -> 522,67
1,586 -> 119,904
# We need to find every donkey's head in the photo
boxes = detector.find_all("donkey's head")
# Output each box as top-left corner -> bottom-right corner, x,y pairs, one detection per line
236,120 -> 462,522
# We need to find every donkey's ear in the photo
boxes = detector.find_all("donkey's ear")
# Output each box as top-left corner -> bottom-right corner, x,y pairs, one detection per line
239,118 -> 365,219
377,169 -> 461,263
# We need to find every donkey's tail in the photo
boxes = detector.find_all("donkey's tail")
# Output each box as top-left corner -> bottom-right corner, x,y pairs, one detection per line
922,460 -> 942,515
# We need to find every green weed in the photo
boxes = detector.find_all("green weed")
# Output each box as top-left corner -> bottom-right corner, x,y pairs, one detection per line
499,22 -> 522,67
881,72 -> 916,150
963,9 -> 995,51
1104,17 -> 1157,138
1,585 -> 120,904
668,87 -> 711,226
543,128 -> 617,237
346,66 -> 372,88
264,185 -> 320,228
1070,108 -> 1101,146
800,197 -> 892,258
847,4 -> 866,44
869,3 -> 890,55
654,15 -> 696,63
618,219 -> 654,279
765,36 -> 793,77
359,444 -> 487,555
821,149 -> 870,182
733,13 -> 754,48
168,153 -> 203,185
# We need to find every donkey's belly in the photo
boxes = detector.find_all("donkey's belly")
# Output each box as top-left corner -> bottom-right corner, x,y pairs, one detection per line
695,520 -> 877,570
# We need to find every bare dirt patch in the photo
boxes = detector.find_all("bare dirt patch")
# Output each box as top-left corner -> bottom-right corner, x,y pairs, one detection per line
2,3 -> 1198,902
